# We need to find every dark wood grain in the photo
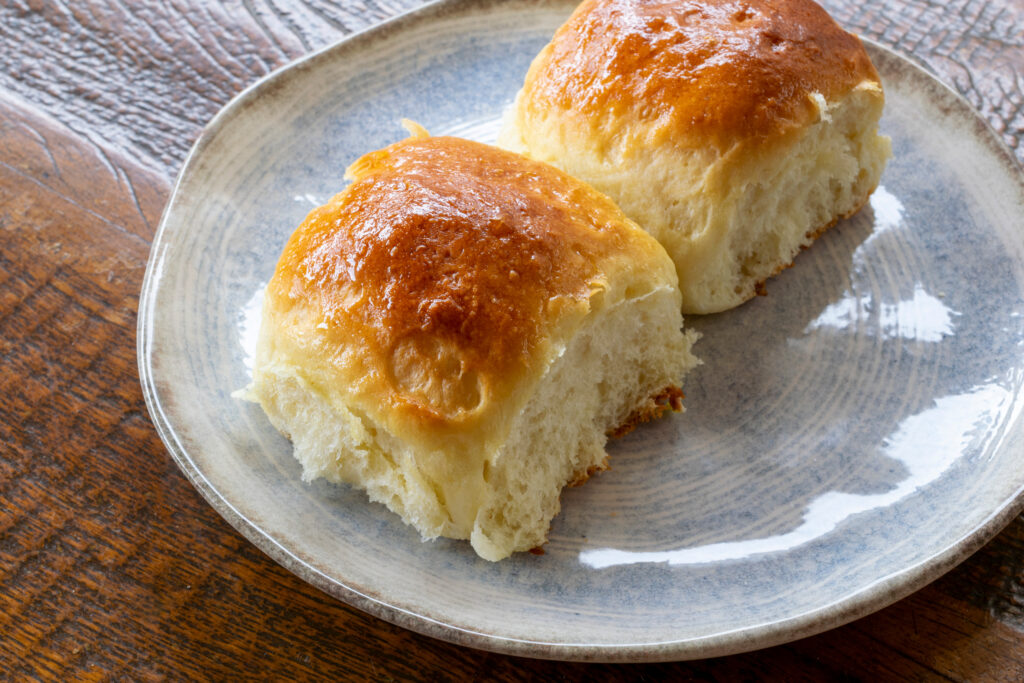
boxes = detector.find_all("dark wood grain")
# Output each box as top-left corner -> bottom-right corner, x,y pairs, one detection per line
0,0 -> 424,178
1,0 -> 1023,679
826,0 -> 1024,161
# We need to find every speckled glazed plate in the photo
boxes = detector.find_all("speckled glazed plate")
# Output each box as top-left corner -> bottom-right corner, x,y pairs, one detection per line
138,0 -> 1024,662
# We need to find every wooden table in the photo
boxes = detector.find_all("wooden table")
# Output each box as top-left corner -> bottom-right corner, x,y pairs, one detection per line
2,1 -> 1022,678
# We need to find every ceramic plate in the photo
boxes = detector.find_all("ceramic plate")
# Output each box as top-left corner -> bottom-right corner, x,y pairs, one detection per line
138,0 -> 1024,662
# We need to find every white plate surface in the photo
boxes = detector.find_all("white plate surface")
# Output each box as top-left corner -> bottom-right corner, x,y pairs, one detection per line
138,0 -> 1024,662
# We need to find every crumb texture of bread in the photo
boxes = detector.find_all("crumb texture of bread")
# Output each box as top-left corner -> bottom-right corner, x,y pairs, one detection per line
499,0 -> 892,313
246,132 -> 699,561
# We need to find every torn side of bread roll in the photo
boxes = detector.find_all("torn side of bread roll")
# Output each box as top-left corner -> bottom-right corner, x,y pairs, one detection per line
500,0 -> 892,314
241,126 -> 699,561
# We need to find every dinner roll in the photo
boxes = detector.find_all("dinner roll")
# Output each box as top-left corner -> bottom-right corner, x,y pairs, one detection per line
243,126 -> 699,561
500,0 -> 891,313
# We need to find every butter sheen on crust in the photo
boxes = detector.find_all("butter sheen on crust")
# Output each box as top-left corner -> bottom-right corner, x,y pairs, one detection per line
523,0 -> 880,152
267,134 -> 671,441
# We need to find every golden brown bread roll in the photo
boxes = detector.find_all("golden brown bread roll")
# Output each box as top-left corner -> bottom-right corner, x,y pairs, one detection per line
243,127 -> 699,561
500,0 -> 892,313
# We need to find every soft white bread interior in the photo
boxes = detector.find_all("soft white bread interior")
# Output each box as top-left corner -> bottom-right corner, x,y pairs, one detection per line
243,128 -> 699,561
499,0 -> 892,314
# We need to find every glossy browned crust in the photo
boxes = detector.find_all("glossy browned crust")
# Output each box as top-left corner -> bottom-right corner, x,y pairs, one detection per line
266,135 -> 654,427
522,0 -> 880,151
